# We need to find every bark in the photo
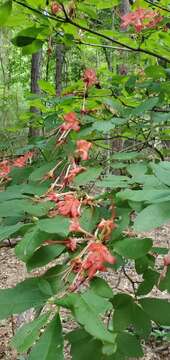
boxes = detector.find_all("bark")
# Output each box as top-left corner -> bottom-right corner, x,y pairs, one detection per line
55,44 -> 65,96
28,51 -> 42,138
113,0 -> 130,152
120,0 -> 130,16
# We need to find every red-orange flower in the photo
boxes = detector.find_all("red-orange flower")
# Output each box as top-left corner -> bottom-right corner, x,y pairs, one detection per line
13,151 -> 33,168
57,194 -> 81,218
47,192 -> 59,202
82,243 -> 116,278
60,112 -> 80,132
98,218 -> 116,240
51,2 -> 61,14
64,165 -> 85,185
82,69 -> 97,87
121,8 -> 163,32
65,238 -> 77,252
76,140 -> 92,161
163,254 -> 170,267
69,218 -> 82,232
0,160 -> 11,178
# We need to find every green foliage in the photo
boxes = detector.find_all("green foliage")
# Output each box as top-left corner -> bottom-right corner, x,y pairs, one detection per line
0,278 -> 50,319
11,313 -> 50,353
0,0 -> 12,26
28,314 -> 64,360
0,0 -> 170,359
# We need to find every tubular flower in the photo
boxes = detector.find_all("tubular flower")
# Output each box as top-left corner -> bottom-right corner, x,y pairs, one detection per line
76,140 -> 92,161
57,194 -> 81,218
13,151 -> 33,168
60,112 -> 80,132
64,165 -> 86,185
121,8 -> 163,32
0,161 -> 11,178
69,218 -> 82,232
98,218 -> 117,240
82,69 -> 97,87
163,254 -> 170,267
51,2 -> 61,14
46,192 -> 59,203
65,238 -> 77,252
82,243 -> 116,279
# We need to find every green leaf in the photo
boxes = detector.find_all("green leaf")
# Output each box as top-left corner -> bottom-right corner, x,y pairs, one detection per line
0,278 -> 50,320
11,27 -> 41,47
56,293 -> 116,345
137,269 -> 159,296
0,0 -> 12,26
96,175 -> 129,189
27,244 -> 65,271
152,161 -> 170,187
145,65 -> 166,80
127,163 -> 148,177
38,80 -> 56,96
159,266 -> 170,293
132,97 -> 159,116
43,265 -> 67,294
90,277 -> 113,299
28,314 -> 64,360
38,216 -> 69,237
0,199 -> 52,217
67,329 -> 103,360
140,298 -> 170,326
15,227 -> 48,262
117,333 -> 144,357
11,313 -> 49,353
22,40 -> 43,55
112,293 -> 151,338
111,151 -> 140,161
29,162 -> 56,182
114,237 -> 153,259
73,167 -> 102,186
80,207 -> 101,233
0,223 -> 23,243
118,189 -> 170,203
134,202 -> 170,231
135,254 -> 155,274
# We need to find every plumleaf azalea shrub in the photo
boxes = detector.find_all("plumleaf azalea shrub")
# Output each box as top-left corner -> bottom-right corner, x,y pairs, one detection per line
0,0 -> 170,359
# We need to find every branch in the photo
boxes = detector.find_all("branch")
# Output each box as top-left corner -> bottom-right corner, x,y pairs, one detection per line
13,0 -> 170,63
76,41 -> 130,51
144,0 -> 170,13
13,0 -> 65,22
122,266 -> 137,297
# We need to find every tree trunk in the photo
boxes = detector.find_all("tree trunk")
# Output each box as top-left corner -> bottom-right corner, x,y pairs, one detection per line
113,0 -> 130,153
120,0 -> 130,16
55,44 -> 65,96
28,51 -> 42,138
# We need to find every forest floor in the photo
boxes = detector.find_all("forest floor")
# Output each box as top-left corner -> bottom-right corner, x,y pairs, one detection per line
0,226 -> 170,360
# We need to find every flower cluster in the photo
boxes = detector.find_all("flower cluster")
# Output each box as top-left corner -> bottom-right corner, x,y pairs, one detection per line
121,8 -> 163,32
41,69 -> 117,292
51,2 -> 61,15
69,242 -> 116,291
13,152 -> 33,168
0,151 -> 34,180
163,254 -> 170,267
76,140 -> 92,161
98,218 -> 117,240
0,160 -> 11,178
63,165 -> 85,185
82,69 -> 97,87
57,112 -> 80,144
57,194 -> 81,218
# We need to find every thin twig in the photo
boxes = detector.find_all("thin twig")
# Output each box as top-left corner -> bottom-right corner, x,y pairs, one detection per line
12,0 -> 170,63
144,0 -> 170,13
